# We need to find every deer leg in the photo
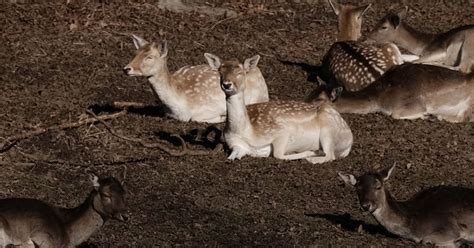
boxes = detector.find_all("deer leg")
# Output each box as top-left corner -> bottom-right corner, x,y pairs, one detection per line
391,100 -> 427,120
30,232 -> 56,248
272,135 -> 316,160
457,37 -> 474,73
415,50 -> 447,64
400,54 -> 420,62
305,130 -> 336,164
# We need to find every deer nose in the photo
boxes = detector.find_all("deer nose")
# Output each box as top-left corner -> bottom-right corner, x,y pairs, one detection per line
123,67 -> 131,75
361,203 -> 371,212
222,82 -> 232,90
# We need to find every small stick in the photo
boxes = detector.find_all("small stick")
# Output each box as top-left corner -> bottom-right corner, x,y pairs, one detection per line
86,110 -> 221,156
0,111 -> 127,153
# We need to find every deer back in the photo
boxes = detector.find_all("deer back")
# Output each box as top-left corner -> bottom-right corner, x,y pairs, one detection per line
320,41 -> 402,92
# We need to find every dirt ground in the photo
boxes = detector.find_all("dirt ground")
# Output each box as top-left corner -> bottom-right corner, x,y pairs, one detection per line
1,1 -> 473,247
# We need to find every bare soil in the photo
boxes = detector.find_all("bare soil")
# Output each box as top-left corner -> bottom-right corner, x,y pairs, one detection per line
1,1 -> 473,247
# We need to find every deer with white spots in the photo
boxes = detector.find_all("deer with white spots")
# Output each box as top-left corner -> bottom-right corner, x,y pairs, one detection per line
206,54 -> 353,164
369,7 -> 474,73
339,165 -> 474,247
319,0 -> 407,92
123,35 -> 269,123
0,173 -> 127,248
312,63 -> 474,123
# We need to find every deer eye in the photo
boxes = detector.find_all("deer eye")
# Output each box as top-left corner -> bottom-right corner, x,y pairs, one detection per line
381,26 -> 388,30
145,56 -> 153,60
375,185 -> 382,190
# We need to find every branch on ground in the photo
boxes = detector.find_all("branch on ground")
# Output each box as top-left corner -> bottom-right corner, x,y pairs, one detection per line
0,111 -> 127,153
87,110 -> 222,156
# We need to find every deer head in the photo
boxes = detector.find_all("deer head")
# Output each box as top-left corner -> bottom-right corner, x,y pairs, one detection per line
369,7 -> 409,43
338,165 -> 395,213
89,173 -> 127,222
123,35 -> 168,77
205,53 -> 261,97
328,0 -> 372,41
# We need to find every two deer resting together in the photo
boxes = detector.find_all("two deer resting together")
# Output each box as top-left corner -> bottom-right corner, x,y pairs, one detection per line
124,36 -> 354,164
313,2 -> 474,123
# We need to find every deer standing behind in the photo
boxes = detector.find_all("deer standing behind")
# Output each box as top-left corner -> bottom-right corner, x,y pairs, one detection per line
123,35 -> 269,123
0,173 -> 126,248
310,63 -> 474,123
339,165 -> 474,247
318,0 -> 406,92
369,7 -> 474,73
206,54 -> 353,164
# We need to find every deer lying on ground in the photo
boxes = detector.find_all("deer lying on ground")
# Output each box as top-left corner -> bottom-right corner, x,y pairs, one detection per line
310,63 -> 474,123
0,173 -> 127,248
369,7 -> 474,73
123,35 -> 269,123
339,165 -> 474,247
319,0 -> 406,92
206,54 -> 353,164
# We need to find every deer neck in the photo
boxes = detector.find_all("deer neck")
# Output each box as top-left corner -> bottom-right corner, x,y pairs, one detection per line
372,190 -> 413,240
225,91 -> 251,134
394,23 -> 436,55
57,191 -> 106,247
147,63 -> 182,110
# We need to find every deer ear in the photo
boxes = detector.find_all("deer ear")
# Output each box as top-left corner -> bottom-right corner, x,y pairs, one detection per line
328,0 -> 341,16
89,172 -> 100,190
331,87 -> 343,101
204,53 -> 221,70
356,4 -> 372,19
390,6 -> 408,29
131,35 -> 149,50
159,40 -> 168,58
316,76 -> 327,87
338,172 -> 357,186
379,165 -> 396,181
244,55 -> 260,71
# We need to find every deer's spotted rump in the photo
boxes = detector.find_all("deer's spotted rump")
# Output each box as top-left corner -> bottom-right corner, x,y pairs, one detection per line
321,41 -> 402,92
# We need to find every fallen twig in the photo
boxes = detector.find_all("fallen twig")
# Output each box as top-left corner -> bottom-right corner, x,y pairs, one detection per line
0,111 -> 127,153
86,110 -> 222,156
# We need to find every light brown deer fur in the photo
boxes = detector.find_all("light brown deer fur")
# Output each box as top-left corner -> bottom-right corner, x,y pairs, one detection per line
0,174 -> 126,248
369,7 -> 474,73
313,63 -> 474,123
339,165 -> 474,247
207,55 -> 353,164
320,0 -> 404,92
123,35 -> 269,123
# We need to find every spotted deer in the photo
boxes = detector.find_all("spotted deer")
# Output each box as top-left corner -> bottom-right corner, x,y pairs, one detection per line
311,63 -> 474,123
319,0 -> 405,92
339,165 -> 474,247
206,54 -> 353,164
123,35 -> 269,123
369,7 -> 474,73
0,173 -> 127,248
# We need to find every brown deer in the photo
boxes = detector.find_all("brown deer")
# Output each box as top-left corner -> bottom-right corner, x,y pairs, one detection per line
320,0 -> 406,92
123,35 -> 269,123
369,7 -> 474,73
339,165 -> 474,247
206,54 -> 353,164
311,63 -> 474,123
0,173 -> 127,248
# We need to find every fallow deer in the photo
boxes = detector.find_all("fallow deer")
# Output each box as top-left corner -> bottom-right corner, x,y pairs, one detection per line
0,173 -> 127,248
312,63 -> 474,123
339,165 -> 474,247
369,7 -> 474,73
319,0 -> 405,92
123,35 -> 269,123
206,54 -> 353,164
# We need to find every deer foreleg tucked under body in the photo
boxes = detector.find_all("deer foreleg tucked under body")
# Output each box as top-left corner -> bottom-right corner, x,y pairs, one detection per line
305,129 -> 336,164
272,134 -> 317,160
